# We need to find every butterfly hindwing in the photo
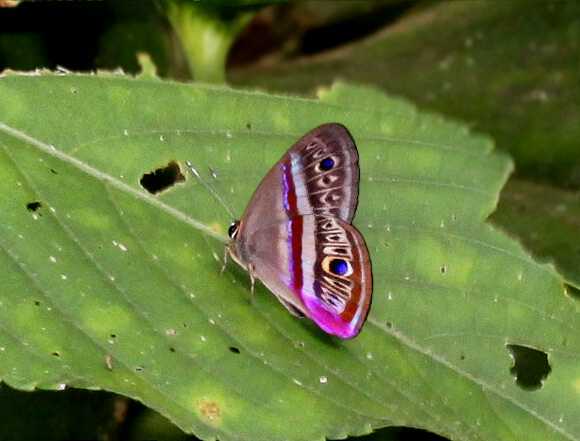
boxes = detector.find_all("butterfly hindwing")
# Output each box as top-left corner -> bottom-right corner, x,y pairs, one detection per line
244,214 -> 372,339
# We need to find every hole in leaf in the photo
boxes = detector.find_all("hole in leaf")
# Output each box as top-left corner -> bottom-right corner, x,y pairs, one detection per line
229,346 -> 240,354
26,201 -> 42,212
507,343 -> 551,391
140,160 -> 185,194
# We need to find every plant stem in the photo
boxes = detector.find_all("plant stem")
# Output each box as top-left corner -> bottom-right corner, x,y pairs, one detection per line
165,2 -> 255,83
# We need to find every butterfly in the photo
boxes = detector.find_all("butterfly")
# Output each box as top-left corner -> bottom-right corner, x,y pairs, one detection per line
224,123 -> 372,339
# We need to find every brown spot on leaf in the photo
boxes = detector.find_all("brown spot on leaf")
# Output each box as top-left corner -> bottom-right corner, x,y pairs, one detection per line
197,399 -> 221,424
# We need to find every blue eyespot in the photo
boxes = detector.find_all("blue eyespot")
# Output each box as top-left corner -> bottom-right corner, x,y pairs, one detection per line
319,157 -> 334,171
329,258 -> 349,276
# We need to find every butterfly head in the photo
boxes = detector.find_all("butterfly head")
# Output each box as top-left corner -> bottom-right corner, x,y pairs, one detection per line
228,220 -> 241,239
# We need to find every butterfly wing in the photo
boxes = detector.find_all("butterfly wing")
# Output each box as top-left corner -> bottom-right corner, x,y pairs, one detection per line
230,123 -> 372,338
237,123 -> 359,237
283,123 -> 360,222
243,215 -> 372,339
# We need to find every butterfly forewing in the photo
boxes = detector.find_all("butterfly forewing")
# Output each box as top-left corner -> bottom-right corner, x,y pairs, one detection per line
237,124 -> 359,238
285,123 -> 359,223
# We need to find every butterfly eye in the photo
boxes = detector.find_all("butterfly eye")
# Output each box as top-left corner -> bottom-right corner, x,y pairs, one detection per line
319,157 -> 335,171
326,258 -> 353,277
228,221 -> 240,239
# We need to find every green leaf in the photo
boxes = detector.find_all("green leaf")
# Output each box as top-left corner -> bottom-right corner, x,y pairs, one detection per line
0,72 -> 577,441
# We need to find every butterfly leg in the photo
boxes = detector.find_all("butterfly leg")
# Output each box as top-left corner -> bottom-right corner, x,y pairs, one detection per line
221,242 -> 256,301
220,244 -> 231,276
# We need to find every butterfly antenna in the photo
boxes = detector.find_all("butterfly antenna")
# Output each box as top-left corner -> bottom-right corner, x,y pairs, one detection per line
185,161 -> 236,219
